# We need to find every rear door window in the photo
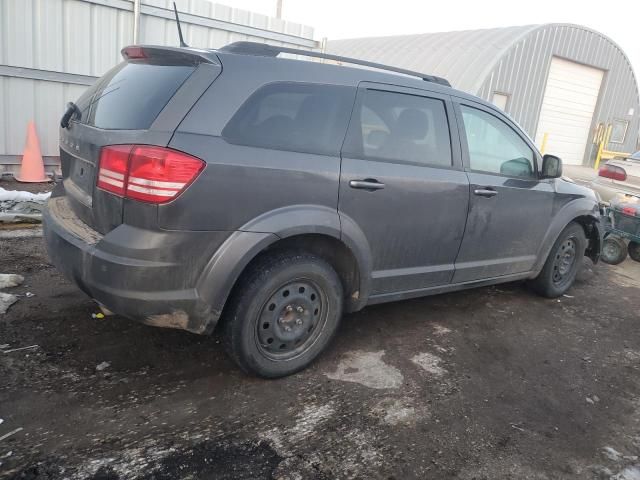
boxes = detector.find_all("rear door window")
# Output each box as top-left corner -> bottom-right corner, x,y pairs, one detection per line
79,61 -> 195,130
342,89 -> 453,167
222,83 -> 355,156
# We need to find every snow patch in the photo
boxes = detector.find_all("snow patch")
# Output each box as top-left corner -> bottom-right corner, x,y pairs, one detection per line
433,324 -> 452,336
0,293 -> 18,315
615,466 -> 640,480
372,398 -> 426,426
325,350 -> 403,389
0,274 -> 24,289
0,188 -> 51,203
75,442 -> 176,479
261,402 -> 335,454
411,352 -> 446,377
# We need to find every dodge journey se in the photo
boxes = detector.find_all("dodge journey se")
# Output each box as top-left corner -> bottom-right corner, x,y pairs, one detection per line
44,41 -> 603,377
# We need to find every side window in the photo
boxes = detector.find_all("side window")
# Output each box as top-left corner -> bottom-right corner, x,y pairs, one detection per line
222,83 -> 354,156
460,105 -> 535,178
343,89 -> 452,167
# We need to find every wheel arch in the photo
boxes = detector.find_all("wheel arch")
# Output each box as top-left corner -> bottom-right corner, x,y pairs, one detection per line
235,233 -> 368,313
196,205 -> 373,333
532,199 -> 603,275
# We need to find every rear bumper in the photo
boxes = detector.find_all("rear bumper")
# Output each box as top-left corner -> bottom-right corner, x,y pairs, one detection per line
43,196 -> 227,334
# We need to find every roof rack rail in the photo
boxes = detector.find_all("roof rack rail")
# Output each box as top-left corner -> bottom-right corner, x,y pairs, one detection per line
218,41 -> 451,87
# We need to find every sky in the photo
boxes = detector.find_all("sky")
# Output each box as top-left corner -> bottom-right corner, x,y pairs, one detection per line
226,0 -> 639,77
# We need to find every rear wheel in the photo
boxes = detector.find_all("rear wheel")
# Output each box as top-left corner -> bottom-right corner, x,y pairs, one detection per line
601,235 -> 627,265
220,252 -> 343,378
530,222 -> 586,298
628,241 -> 640,263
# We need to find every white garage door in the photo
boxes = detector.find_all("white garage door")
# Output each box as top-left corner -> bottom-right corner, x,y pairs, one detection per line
535,57 -> 604,165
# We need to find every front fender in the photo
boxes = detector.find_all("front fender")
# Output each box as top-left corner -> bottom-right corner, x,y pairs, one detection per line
532,197 -> 602,275
196,205 -> 373,331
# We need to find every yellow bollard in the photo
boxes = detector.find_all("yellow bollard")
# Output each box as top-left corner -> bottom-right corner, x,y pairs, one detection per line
594,140 -> 605,171
540,132 -> 549,155
594,124 -> 613,170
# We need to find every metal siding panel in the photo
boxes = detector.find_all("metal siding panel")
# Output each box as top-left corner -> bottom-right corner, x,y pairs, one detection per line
0,1 -> 6,66
461,23 -> 638,161
509,37 -> 531,126
34,81 -> 65,155
140,15 -> 167,44
0,78 -> 6,154
6,78 -> 35,156
64,0 -> 92,75
92,3 -> 120,76
526,27 -> 553,135
6,0 -> 35,68
0,0 -> 316,158
116,7 -> 134,61
34,0 -> 64,72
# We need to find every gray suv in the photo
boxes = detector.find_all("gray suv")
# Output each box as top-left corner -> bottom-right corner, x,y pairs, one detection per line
44,42 -> 603,377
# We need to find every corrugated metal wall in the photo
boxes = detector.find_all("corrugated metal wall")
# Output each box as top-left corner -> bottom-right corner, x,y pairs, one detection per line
476,24 -> 639,164
0,0 -> 316,172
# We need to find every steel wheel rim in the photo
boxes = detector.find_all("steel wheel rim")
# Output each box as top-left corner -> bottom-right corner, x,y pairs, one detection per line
603,240 -> 622,259
255,278 -> 327,361
552,237 -> 577,285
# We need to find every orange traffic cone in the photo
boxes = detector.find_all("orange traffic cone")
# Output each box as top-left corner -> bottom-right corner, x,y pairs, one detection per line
15,121 -> 49,183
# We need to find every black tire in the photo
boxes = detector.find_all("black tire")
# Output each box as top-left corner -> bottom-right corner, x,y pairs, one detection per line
628,241 -> 640,263
220,252 -> 343,378
530,222 -> 587,298
601,235 -> 627,265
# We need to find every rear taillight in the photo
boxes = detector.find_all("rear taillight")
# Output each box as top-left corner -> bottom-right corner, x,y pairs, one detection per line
97,145 -> 204,204
622,206 -> 637,216
598,164 -> 627,182
97,145 -> 131,196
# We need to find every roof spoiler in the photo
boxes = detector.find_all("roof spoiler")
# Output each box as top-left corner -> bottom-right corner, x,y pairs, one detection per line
219,41 -> 451,87
121,45 -> 219,65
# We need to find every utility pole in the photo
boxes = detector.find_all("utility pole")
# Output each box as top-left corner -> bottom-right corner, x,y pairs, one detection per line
276,0 -> 283,19
133,0 -> 141,43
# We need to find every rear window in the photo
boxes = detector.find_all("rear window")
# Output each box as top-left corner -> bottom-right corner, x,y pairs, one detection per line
76,61 -> 195,130
222,83 -> 355,156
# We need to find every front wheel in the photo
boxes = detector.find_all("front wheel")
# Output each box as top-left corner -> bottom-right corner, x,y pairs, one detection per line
530,222 -> 587,298
220,252 -> 343,378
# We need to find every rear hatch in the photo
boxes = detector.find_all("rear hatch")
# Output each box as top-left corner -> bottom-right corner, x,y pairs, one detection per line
60,46 -> 221,234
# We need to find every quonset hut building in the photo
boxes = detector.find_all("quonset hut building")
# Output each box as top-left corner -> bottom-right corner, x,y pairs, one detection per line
328,24 -> 640,166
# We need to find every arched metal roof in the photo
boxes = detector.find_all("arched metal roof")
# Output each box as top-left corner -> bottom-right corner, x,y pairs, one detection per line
327,24 -> 636,95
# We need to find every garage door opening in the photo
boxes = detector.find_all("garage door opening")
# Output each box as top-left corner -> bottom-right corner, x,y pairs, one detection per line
535,57 -> 604,165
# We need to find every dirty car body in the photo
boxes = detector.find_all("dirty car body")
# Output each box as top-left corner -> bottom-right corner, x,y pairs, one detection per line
43,42 -> 603,377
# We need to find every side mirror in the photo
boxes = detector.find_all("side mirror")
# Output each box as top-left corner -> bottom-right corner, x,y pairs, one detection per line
541,154 -> 562,179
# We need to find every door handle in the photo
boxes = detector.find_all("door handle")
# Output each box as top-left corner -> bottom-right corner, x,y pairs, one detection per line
349,179 -> 385,191
473,188 -> 498,198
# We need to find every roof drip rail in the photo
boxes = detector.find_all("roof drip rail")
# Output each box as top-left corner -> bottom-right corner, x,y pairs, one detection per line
218,41 -> 451,87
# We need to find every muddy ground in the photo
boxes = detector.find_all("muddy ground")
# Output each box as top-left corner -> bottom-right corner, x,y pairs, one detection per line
1,235 -> 640,479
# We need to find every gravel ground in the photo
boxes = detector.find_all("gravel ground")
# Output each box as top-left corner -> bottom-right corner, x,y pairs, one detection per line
1,236 -> 640,479
0,179 -> 53,195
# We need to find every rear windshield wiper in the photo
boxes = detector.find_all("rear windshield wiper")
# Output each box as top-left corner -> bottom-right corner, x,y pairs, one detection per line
60,102 -> 80,129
